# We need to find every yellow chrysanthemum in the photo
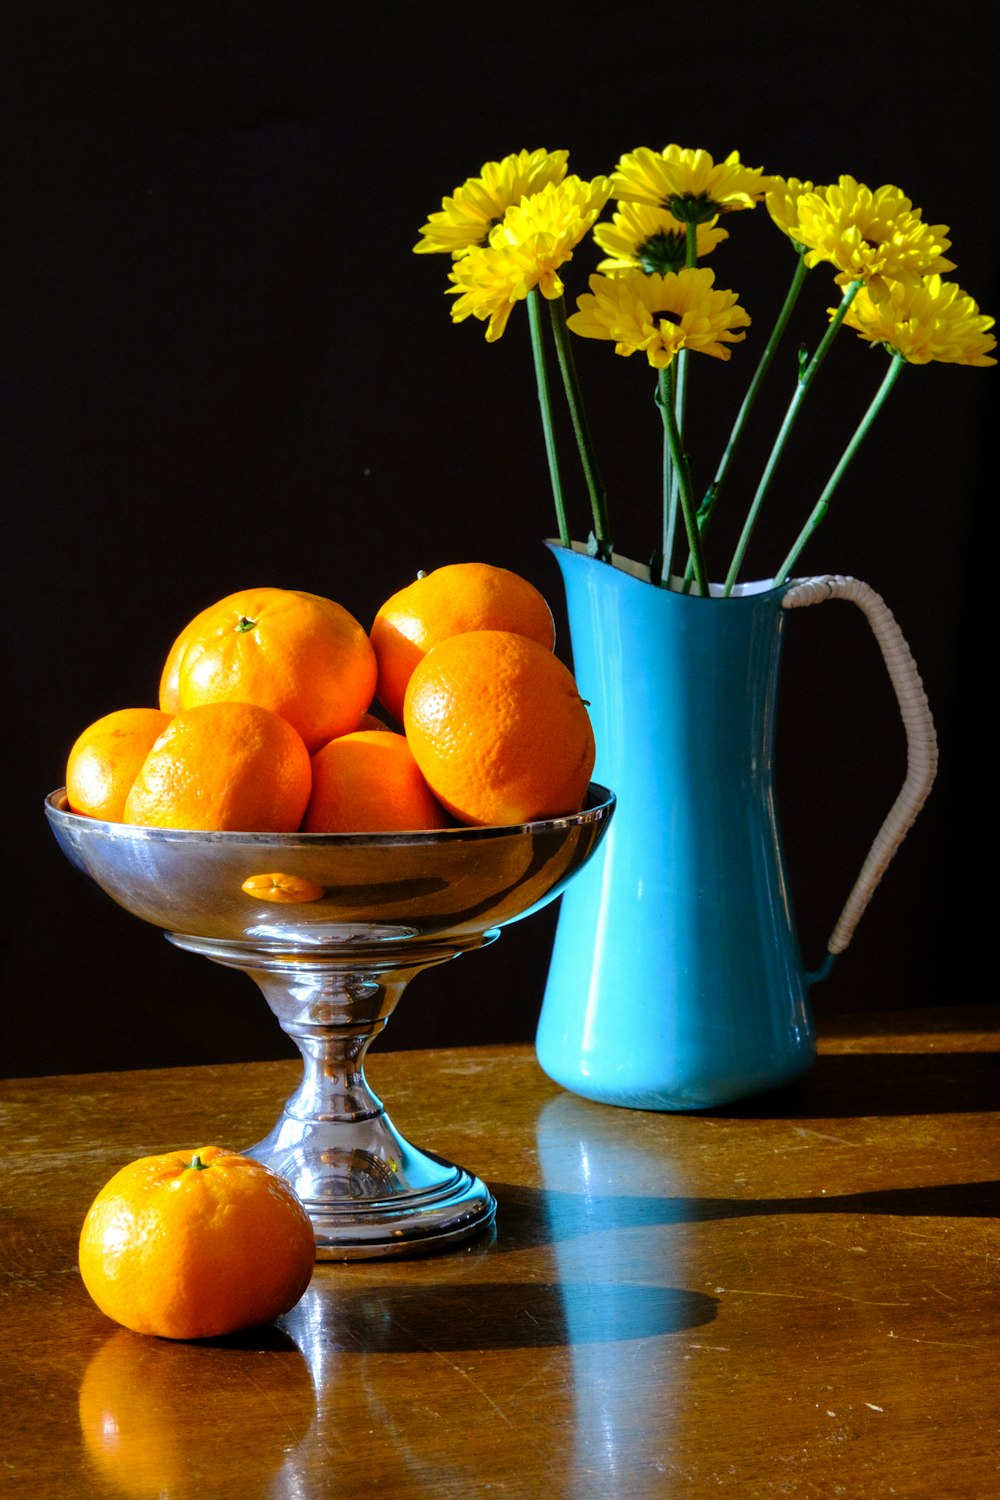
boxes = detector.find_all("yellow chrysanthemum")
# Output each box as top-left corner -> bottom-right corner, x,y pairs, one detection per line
766,177 -> 815,245
593,201 -> 728,275
839,275 -> 996,366
448,175 -> 612,341
447,242 -> 531,341
611,145 -> 771,223
414,148 -> 569,257
794,176 -> 955,293
568,267 -> 751,370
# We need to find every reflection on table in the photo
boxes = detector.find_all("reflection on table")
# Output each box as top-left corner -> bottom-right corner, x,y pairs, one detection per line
3,1006 -> 998,1497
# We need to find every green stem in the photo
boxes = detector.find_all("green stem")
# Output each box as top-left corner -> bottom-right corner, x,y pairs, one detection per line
548,294 -> 612,560
707,250 -> 808,523
685,222 -> 698,266
527,289 -> 570,546
671,353 -> 688,536
722,277 -> 864,595
658,367 -> 678,585
660,374 -> 676,586
775,353 -> 906,583
657,369 -> 709,598
667,223 -> 701,587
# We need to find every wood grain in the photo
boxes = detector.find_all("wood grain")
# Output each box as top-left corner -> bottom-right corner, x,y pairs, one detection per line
2,1008 -> 998,1498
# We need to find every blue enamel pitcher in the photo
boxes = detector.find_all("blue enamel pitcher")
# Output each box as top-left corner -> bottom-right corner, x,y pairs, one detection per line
535,544 -> 938,1110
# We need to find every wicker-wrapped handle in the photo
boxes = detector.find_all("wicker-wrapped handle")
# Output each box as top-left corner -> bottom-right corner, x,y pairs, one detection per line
783,575 -> 938,959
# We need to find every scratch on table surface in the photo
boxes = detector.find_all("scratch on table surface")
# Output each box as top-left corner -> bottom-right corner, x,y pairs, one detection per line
507,1353 -> 560,1402
431,1351 -> 515,1427
723,1287 -> 909,1306
712,1287 -> 806,1300
792,1127 -> 863,1148
387,1309 -> 516,1427
887,1332 -> 980,1348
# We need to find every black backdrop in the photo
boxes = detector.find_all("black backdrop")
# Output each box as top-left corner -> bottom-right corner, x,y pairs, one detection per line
4,2 -> 996,1076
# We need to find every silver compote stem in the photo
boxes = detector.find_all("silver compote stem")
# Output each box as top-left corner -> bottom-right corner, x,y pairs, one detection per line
46,786 -> 614,1259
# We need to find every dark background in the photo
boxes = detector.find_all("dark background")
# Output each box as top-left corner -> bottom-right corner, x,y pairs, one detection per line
3,2 -> 996,1077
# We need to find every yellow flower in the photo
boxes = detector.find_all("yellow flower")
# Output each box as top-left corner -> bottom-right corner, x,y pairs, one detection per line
840,276 -> 996,366
447,242 -> 530,341
794,176 -> 956,293
766,177 -> 815,245
611,145 -> 771,223
594,202 -> 728,275
568,267 -> 751,370
448,175 -> 612,341
414,148 -> 569,257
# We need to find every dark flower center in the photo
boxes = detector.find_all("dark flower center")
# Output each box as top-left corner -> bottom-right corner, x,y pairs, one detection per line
666,191 -> 720,223
638,231 -> 686,275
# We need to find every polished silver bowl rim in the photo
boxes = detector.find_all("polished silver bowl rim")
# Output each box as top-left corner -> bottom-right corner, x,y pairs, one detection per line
45,783 -> 615,850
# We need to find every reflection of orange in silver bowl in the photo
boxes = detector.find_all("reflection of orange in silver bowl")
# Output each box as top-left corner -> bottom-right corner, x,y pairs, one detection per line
241,871 -> 325,904
79,1327 -> 314,1499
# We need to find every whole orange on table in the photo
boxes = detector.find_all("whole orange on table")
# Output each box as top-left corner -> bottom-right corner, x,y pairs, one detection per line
79,1146 -> 316,1340
370,561 -> 555,721
404,629 -> 596,827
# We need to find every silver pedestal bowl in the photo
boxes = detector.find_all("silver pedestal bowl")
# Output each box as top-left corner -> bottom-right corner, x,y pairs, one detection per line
46,786 -> 614,1259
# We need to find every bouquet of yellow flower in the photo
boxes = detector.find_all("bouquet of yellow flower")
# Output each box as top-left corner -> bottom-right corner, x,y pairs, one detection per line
416,146 -> 995,595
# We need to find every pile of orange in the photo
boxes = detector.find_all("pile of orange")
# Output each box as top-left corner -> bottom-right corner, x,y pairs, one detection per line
64,563 -> 595,835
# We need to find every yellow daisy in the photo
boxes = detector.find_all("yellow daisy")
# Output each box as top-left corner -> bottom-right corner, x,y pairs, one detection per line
840,276 -> 996,366
795,176 -> 955,293
414,148 -> 569,257
594,201 -> 728,275
448,175 -> 612,341
766,177 -> 815,245
568,267 -> 751,370
611,145 -> 771,223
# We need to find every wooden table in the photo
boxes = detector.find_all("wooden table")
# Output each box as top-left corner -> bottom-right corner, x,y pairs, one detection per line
3,1008 -> 998,1498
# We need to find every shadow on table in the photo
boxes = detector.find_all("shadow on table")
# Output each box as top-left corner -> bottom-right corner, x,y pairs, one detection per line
285,1277 -> 716,1354
711,1048 -> 1000,1118
486,1178 -> 999,1255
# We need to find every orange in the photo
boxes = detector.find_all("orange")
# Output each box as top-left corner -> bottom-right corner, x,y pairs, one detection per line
403,630 -> 595,827
172,586 -> 377,752
370,562 -> 555,721
67,707 -> 173,821
78,1146 -> 316,1340
123,701 -> 311,832
302,729 -> 450,833
158,590 -> 247,713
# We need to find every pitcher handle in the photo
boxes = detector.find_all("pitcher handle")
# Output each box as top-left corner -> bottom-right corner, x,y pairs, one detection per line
782,574 -> 938,964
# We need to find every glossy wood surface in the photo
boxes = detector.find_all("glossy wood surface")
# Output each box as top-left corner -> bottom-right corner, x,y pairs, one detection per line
3,1008 -> 998,1498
